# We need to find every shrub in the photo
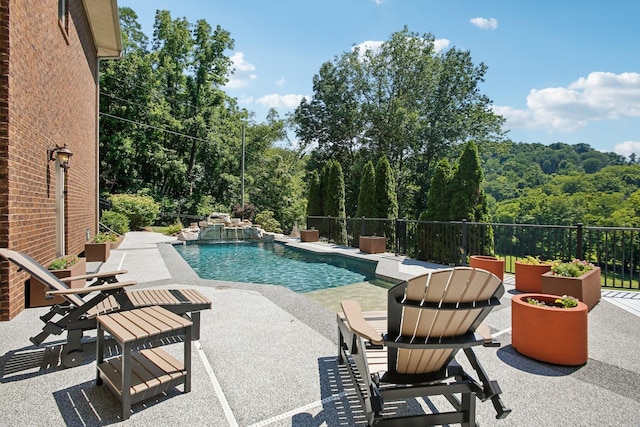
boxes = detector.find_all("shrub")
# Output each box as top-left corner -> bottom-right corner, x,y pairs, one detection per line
93,232 -> 119,243
164,221 -> 184,235
100,210 -> 130,235
255,210 -> 283,233
550,259 -> 595,277
49,255 -> 79,270
110,194 -> 160,230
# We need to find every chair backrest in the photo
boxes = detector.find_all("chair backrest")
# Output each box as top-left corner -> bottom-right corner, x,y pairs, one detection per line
0,248 -> 85,307
386,267 -> 503,376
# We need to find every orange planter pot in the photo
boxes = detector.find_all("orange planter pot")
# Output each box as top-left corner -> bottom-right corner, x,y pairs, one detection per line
469,255 -> 504,281
29,257 -> 86,307
85,242 -> 111,262
512,293 -> 588,366
540,267 -> 601,311
359,236 -> 386,254
300,229 -> 319,242
514,261 -> 553,293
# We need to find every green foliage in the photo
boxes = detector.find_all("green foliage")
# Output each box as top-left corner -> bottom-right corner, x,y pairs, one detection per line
374,156 -> 398,220
323,160 -> 346,218
550,259 -> 595,277
520,255 -> 553,265
163,221 -> 184,235
254,210 -> 282,234
356,161 -> 376,218
110,194 -> 160,230
92,232 -> 120,243
307,170 -> 323,216
320,160 -> 347,244
49,255 -> 79,270
421,158 -> 452,221
100,210 -> 130,235
292,26 -> 504,218
526,295 -> 579,308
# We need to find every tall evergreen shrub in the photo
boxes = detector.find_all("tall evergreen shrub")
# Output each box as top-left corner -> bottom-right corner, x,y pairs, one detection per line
374,156 -> 398,219
356,161 -> 376,218
323,160 -> 347,244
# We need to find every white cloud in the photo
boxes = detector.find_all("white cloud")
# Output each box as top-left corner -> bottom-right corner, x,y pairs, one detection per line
434,39 -> 451,52
225,52 -> 257,89
353,37 -> 450,56
495,72 -> 640,133
256,93 -> 310,109
275,77 -> 286,87
470,17 -> 498,30
614,141 -> 640,158
354,40 -> 384,54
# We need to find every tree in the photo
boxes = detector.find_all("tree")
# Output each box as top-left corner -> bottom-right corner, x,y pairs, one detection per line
292,26 -> 505,217
99,8 -> 300,229
322,160 -> 347,244
374,156 -> 398,219
421,158 -> 453,221
356,161 -> 376,218
449,140 -> 487,222
306,170 -> 323,216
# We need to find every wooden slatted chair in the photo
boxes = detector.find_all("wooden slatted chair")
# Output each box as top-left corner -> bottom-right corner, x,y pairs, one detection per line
0,248 -> 211,368
337,267 -> 511,426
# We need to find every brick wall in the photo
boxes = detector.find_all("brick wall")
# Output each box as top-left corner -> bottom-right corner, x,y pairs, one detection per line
0,0 -> 99,320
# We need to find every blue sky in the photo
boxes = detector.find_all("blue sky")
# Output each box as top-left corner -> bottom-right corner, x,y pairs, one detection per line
118,0 -> 640,157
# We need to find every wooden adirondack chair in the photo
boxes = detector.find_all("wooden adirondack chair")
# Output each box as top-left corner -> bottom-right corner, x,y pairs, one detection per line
337,267 -> 511,426
0,248 -> 211,368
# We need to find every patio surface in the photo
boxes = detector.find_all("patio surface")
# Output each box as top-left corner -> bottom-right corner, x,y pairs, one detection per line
1,231 -> 639,426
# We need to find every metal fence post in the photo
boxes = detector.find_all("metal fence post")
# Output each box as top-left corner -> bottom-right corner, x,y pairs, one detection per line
461,219 -> 468,265
576,223 -> 583,260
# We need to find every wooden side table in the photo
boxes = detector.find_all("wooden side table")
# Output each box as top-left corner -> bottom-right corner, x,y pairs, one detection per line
96,306 -> 193,420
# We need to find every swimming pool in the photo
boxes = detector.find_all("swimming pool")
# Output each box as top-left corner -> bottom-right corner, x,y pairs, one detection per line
174,241 -> 379,293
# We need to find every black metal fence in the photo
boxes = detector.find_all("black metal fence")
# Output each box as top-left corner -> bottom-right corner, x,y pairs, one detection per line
306,216 -> 640,290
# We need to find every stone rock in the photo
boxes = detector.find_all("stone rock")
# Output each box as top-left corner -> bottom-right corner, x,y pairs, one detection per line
178,228 -> 199,241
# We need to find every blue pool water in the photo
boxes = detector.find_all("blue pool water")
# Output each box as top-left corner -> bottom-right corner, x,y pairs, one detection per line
174,241 -> 378,293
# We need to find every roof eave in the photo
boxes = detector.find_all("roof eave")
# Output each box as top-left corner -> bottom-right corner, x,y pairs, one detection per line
82,0 -> 123,59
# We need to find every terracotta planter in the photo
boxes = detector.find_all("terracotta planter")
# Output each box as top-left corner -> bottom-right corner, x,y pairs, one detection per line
540,267 -> 601,311
512,293 -> 588,366
85,242 -> 111,262
515,261 -> 553,293
469,255 -> 504,281
359,236 -> 386,254
300,229 -> 319,242
29,257 -> 86,307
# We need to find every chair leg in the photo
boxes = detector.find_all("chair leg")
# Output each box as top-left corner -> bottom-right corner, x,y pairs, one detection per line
61,329 -> 84,368
460,391 -> 476,427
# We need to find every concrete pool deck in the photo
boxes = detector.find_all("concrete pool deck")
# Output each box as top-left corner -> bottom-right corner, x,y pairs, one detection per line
1,231 -> 640,426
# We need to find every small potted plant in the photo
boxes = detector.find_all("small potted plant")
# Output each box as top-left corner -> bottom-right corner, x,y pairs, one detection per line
469,255 -> 504,281
85,232 -> 119,262
512,293 -> 588,366
29,255 -> 86,307
541,259 -> 601,310
514,255 -> 554,292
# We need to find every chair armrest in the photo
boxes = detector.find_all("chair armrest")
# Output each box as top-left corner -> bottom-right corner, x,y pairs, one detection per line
60,270 -> 128,283
340,300 -> 383,345
46,281 -> 137,295
476,322 -> 500,347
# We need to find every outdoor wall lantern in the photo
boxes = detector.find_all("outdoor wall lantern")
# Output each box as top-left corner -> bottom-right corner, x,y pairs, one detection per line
48,144 -> 73,170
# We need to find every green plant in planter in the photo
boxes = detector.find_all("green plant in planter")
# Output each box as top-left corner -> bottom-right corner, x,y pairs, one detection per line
550,259 -> 595,277
93,232 -> 119,243
520,255 -> 553,265
49,255 -> 79,270
526,295 -> 579,308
